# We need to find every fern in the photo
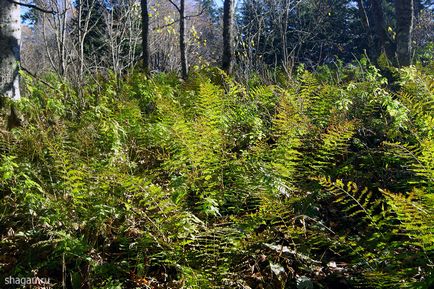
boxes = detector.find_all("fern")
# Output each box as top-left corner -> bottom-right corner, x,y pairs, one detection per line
384,141 -> 434,188
317,177 -> 386,231
319,176 -> 434,287
298,71 -> 335,127
381,188 -> 434,253
308,121 -> 356,177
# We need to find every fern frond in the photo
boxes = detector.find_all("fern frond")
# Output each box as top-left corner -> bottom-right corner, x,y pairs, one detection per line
298,72 -> 336,127
381,188 -> 434,253
309,121 -> 356,176
384,141 -> 434,186
317,177 -> 384,229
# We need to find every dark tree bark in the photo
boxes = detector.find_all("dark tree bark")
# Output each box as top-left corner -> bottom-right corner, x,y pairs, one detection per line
0,0 -> 21,100
141,0 -> 150,74
413,0 -> 422,18
370,0 -> 393,60
179,0 -> 187,79
396,0 -> 414,66
368,0 -> 396,62
222,0 -> 234,74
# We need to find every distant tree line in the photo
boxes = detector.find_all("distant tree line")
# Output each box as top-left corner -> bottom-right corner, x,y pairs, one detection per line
0,0 -> 433,99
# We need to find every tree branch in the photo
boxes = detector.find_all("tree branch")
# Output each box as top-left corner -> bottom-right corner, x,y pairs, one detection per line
153,6 -> 205,31
167,0 -> 180,12
6,0 -> 56,14
20,65 -> 57,90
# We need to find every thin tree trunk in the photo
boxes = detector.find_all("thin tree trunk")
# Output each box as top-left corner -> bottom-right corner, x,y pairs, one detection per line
357,0 -> 370,30
0,0 -> 21,100
222,0 -> 234,74
396,0 -> 413,66
60,0 -> 68,77
356,0 -> 375,55
78,1 -> 94,85
180,0 -> 188,79
281,0 -> 291,72
141,0 -> 150,74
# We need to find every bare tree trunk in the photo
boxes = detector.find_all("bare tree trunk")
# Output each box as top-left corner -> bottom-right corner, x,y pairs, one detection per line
78,2 -> 85,84
396,0 -> 413,66
39,0 -> 71,80
141,0 -> 150,74
368,0 -> 395,62
179,0 -> 188,79
222,0 -> 234,74
0,0 -> 21,100
413,0 -> 422,19
281,0 -> 291,74
356,0 -> 375,55
357,0 -> 370,31
60,0 -> 68,77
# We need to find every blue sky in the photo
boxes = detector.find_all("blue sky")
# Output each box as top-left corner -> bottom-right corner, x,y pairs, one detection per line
20,6 -> 30,24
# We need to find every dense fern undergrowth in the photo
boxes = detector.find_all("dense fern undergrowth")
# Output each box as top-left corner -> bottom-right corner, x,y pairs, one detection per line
1,61 -> 433,289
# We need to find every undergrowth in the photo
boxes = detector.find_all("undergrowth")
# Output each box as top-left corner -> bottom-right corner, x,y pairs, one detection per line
0,61 -> 433,288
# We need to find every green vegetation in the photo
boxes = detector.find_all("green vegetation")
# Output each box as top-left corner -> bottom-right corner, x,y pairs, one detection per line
1,61 -> 433,288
